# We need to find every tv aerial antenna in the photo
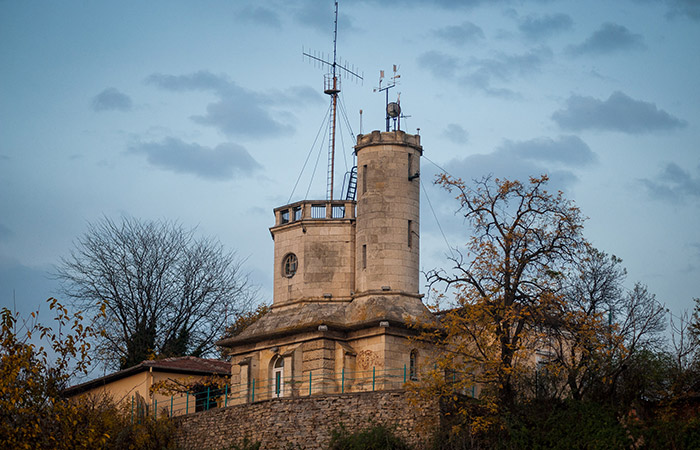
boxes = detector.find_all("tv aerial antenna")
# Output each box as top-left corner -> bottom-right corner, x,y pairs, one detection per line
303,1 -> 363,201
374,65 -> 401,132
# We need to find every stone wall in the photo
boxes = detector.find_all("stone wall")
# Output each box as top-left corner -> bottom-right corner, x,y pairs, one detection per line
173,389 -> 439,450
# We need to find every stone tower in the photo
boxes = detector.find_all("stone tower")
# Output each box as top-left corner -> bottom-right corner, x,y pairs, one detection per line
354,130 -> 421,296
219,130 -> 434,403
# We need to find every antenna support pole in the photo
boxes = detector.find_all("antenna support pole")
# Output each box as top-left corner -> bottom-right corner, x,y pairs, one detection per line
302,1 -> 363,201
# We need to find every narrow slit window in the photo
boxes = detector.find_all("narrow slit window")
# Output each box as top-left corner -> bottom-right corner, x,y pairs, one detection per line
362,244 -> 367,269
408,153 -> 412,179
408,220 -> 412,247
410,350 -> 418,381
362,164 -> 367,194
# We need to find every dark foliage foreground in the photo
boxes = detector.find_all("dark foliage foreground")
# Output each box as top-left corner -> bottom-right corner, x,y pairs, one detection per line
431,397 -> 700,450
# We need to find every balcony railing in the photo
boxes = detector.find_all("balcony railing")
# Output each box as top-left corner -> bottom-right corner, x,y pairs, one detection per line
274,200 -> 356,226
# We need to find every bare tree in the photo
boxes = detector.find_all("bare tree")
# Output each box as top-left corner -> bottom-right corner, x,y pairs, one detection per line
668,302 -> 700,394
548,247 -> 627,400
550,244 -> 667,402
55,216 -> 256,369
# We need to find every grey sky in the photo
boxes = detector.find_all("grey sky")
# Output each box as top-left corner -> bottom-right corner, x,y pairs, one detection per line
1,0 -> 698,352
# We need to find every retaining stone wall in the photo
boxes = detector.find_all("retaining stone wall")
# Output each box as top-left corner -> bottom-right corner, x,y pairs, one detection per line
173,389 -> 439,450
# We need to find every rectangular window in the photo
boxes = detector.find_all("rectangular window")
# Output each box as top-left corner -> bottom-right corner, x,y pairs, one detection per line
362,164 -> 367,194
362,244 -> 367,269
408,153 -> 412,179
408,220 -> 412,247
281,210 -> 289,224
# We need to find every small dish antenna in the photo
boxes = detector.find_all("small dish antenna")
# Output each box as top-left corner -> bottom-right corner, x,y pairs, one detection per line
374,65 -> 402,131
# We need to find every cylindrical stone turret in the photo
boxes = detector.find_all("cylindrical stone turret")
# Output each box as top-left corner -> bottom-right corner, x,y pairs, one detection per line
354,130 -> 422,295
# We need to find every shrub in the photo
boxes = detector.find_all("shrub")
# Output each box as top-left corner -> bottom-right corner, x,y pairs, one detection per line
328,424 -> 412,450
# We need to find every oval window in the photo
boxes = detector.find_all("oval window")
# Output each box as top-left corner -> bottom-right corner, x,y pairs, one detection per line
282,253 -> 298,278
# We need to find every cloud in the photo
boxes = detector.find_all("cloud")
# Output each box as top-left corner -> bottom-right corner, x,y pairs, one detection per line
437,135 -> 595,195
128,138 -> 262,180
567,23 -> 646,56
640,162 -> 700,202
91,88 -> 133,112
146,71 -> 229,93
146,71 -> 323,138
433,22 -> 484,46
291,2 -> 356,34
443,124 -> 469,144
500,135 -> 597,166
552,91 -> 687,133
364,0 -> 504,8
417,51 -> 461,80
417,47 -> 551,97
293,1 -> 334,32
519,13 -> 573,40
662,0 -> 700,21
238,6 -> 281,27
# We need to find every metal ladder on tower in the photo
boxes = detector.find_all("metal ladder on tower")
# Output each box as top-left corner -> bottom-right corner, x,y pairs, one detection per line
344,166 -> 358,200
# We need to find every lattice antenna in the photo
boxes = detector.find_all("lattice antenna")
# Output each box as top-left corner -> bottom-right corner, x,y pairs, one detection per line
302,1 -> 363,201
374,65 -> 401,132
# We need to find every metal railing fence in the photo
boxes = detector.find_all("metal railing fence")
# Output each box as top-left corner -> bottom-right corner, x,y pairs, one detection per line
130,365 -> 477,422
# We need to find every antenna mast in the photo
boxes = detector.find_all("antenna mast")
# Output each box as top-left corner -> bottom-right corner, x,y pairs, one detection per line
374,65 -> 401,132
303,1 -> 362,200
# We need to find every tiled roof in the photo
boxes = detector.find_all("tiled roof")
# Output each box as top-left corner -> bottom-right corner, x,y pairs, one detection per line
140,356 -> 231,374
63,356 -> 231,397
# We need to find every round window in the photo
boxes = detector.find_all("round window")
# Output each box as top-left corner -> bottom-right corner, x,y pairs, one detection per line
282,253 -> 298,278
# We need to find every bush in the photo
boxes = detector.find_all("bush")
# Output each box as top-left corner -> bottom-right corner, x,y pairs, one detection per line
430,399 -> 634,450
0,301 -> 181,450
225,437 -> 261,450
505,400 -> 630,450
328,424 -> 412,450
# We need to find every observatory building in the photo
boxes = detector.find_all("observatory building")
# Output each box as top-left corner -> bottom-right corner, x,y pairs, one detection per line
218,129 -> 436,402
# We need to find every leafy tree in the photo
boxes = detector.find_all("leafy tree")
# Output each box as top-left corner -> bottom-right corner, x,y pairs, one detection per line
425,175 -> 586,412
55,216 -> 256,369
1,298 -> 99,447
0,298 -> 179,449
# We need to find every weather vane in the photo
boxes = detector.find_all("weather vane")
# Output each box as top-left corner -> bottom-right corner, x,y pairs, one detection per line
374,65 -> 402,132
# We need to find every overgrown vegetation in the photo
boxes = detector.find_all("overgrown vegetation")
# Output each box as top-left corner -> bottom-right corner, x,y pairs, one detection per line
328,424 -> 413,450
0,298 -> 180,449
224,437 -> 261,450
431,396 -> 700,449
415,175 -> 700,448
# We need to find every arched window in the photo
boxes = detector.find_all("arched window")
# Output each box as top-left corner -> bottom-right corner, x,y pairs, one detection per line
282,253 -> 298,278
409,349 -> 418,381
272,355 -> 284,398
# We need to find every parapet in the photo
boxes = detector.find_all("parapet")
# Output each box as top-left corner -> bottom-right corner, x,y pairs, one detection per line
355,130 -> 422,154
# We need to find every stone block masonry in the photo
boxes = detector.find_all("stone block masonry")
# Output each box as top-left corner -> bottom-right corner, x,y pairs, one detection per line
173,389 -> 439,450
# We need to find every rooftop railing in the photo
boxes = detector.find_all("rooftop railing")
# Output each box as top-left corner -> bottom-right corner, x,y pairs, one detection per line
274,200 -> 356,226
